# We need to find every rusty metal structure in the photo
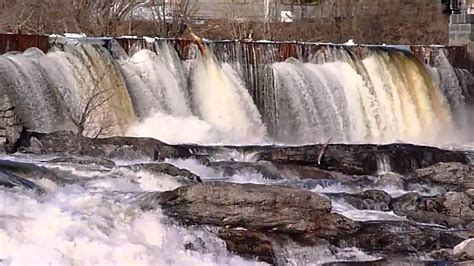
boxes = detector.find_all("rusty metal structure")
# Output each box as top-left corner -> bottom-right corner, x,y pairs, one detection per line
0,33 -> 471,72
0,34 -> 49,54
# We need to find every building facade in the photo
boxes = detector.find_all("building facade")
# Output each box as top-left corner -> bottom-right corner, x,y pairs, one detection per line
189,0 -> 322,22
448,0 -> 474,45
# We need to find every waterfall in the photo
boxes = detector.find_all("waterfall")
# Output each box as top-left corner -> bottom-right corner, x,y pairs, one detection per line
269,47 -> 457,144
120,49 -> 191,117
0,43 -> 136,137
1,37 -> 471,145
0,48 -> 74,133
53,43 -> 136,137
190,55 -> 267,143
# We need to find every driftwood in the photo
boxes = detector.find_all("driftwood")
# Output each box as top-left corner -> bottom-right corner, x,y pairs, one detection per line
317,137 -> 332,166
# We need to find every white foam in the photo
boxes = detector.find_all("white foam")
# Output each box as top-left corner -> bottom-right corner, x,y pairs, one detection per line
0,174 -> 265,266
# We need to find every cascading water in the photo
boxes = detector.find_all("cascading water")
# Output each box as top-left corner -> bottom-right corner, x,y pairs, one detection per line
0,48 -> 74,133
0,42 -> 136,137
270,47 -> 457,144
59,42 -> 136,137
118,41 -> 267,144
1,38 -> 470,144
121,48 -> 191,117
190,54 -> 267,143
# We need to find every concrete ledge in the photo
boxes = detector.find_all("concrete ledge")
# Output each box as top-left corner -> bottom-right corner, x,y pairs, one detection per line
450,23 -> 474,32
451,14 -> 474,24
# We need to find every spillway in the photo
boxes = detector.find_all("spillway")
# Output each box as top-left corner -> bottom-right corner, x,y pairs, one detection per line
0,37 -> 472,145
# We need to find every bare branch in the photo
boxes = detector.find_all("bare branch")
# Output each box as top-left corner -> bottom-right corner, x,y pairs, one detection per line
317,137 -> 332,166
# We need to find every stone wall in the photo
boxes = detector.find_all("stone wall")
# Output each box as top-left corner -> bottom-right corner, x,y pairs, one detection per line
0,93 -> 23,153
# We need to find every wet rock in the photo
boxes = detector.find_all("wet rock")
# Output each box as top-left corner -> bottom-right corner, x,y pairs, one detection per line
413,162 -> 474,191
154,182 -> 469,263
0,159 -> 66,185
184,237 -> 207,253
274,163 -> 337,180
0,170 -> 44,192
376,172 -> 405,189
208,161 -> 281,180
0,94 -> 24,153
193,143 -> 469,175
47,156 -> 116,168
337,220 -> 466,253
333,189 -> 474,228
321,259 -> 412,266
159,182 -> 333,233
327,190 -> 392,211
217,228 -> 276,264
121,163 -> 202,183
254,143 -> 469,175
14,131 -> 193,161
454,238 -> 474,259
11,131 -> 470,176
392,191 -> 474,228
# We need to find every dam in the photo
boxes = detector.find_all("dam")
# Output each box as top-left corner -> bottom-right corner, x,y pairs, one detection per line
0,34 -> 472,146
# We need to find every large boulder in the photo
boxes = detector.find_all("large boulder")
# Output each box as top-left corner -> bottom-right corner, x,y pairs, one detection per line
392,191 -> 474,228
454,238 -> 474,259
159,182 -> 334,234
413,162 -> 474,191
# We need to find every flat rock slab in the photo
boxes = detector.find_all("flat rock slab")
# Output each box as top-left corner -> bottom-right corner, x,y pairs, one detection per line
159,182 -> 333,234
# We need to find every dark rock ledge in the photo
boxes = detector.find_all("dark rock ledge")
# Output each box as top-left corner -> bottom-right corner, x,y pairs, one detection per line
4,130 -> 471,177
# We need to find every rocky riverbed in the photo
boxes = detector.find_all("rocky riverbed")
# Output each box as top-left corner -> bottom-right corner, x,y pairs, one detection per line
0,130 -> 473,265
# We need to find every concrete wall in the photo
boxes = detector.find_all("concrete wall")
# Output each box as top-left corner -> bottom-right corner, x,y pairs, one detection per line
449,3 -> 474,72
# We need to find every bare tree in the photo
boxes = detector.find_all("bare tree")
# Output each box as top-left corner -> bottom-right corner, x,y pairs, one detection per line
219,1 -> 274,40
60,58 -> 117,138
144,0 -> 198,38
69,0 -> 146,36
